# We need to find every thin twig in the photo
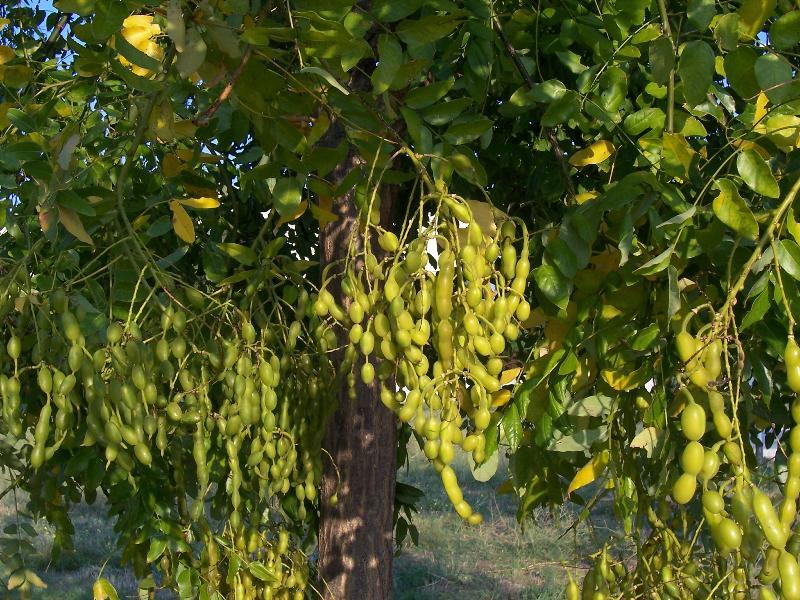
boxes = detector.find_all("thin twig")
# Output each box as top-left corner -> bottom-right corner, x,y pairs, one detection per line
37,13 -> 71,57
491,14 -> 576,202
656,0 -> 675,133
193,46 -> 252,127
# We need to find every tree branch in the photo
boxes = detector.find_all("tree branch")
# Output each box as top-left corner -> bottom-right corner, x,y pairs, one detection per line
193,46 -> 252,127
492,15 -> 576,202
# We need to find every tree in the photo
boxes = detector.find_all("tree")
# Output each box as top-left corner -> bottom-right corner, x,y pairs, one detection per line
1,0 -> 800,599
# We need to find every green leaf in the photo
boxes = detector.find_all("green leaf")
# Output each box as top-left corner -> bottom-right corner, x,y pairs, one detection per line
631,323 -> 662,351
404,77 -> 455,109
272,177 -> 303,217
297,66 -> 349,95
508,79 -> 567,108
534,264 -> 570,309
443,117 -> 493,145
55,0 -> 96,16
677,40 -> 715,106
714,13 -> 741,51
771,11 -> 800,49
501,404 -> 522,451
371,34 -> 402,95
248,562 -> 278,582
217,243 -> 258,266
567,395 -> 614,418
623,108 -> 665,135
649,37 -> 674,85
396,15 -> 462,47
634,246 -> 672,275
741,286 -> 771,330
788,208 -> 800,245
57,190 -> 96,216
776,240 -> 800,281
723,47 -> 760,99
146,538 -> 167,563
92,578 -> 119,600
687,0 -> 716,30
712,178 -> 759,240
755,53 -> 793,103
177,27 -> 207,78
373,0 -> 424,22
737,149 -> 779,198
421,97 -> 472,126
468,449 -> 499,482
541,90 -> 580,127
549,427 -> 606,452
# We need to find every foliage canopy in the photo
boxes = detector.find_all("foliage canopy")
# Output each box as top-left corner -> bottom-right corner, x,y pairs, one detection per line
1,0 -> 800,598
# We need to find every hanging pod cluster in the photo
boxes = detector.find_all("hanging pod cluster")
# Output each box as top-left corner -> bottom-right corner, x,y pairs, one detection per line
0,283 -> 330,600
314,192 -> 531,523
566,312 -> 800,599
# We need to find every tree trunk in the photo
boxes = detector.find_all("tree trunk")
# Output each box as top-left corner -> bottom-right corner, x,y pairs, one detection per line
317,149 -> 398,599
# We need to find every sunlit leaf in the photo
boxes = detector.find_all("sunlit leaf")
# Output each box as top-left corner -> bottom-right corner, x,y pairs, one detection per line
738,0 -> 777,38
276,200 -> 308,227
92,578 -> 119,600
169,200 -> 195,243
0,46 -> 15,65
737,148 -> 779,198
712,178 -> 759,240
568,140 -> 615,167
630,427 -> 660,458
57,204 -> 94,246
179,197 -> 220,209
567,452 -> 609,497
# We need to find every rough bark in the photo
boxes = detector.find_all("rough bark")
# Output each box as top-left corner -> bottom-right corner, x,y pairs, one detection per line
317,149 -> 398,599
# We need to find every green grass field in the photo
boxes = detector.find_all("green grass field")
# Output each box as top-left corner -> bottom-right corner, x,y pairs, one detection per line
0,446 -> 609,599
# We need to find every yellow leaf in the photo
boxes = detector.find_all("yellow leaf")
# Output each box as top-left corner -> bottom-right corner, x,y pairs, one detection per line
496,479 -> 515,495
0,19 -> 9,31
499,368 -> 522,386
738,0 -> 776,39
731,139 -> 771,159
172,119 -> 197,139
169,200 -> 195,243
38,208 -> 55,233
575,191 -> 598,204
179,197 -> 220,209
57,204 -> 94,246
162,153 -> 184,178
491,389 -> 512,408
630,426 -> 659,458
522,306 -> 548,329
763,115 -> 800,152
567,452 -> 609,497
92,578 -> 119,600
132,213 -> 149,231
0,46 -> 15,65
601,367 -> 647,391
661,133 -> 695,176
311,196 -> 338,228
568,140 -> 615,167
0,102 -> 11,128
754,91 -> 769,127
466,199 -> 503,239
277,200 -> 308,227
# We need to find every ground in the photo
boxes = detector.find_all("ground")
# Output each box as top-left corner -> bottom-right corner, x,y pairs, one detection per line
0,445 -> 611,599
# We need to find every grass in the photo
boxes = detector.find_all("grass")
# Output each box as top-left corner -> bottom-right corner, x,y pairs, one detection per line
0,446 -> 612,599
393,446 -> 610,600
